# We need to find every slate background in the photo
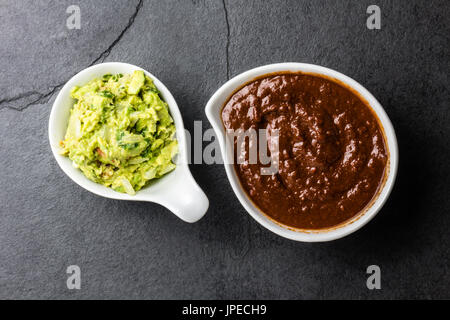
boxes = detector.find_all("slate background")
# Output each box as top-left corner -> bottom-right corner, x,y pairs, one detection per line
0,0 -> 449,299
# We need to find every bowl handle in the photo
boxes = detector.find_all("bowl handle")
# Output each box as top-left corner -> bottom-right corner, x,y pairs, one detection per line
155,169 -> 209,223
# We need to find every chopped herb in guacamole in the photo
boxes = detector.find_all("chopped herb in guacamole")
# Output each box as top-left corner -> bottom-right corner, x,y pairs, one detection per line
60,70 -> 178,195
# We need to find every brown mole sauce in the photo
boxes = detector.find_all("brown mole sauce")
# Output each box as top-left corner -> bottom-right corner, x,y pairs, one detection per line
221,72 -> 388,229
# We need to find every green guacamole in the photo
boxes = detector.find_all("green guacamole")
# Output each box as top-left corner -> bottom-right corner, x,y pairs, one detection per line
61,70 -> 178,195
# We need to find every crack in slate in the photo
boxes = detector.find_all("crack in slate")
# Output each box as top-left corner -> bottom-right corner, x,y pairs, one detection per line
89,0 -> 143,66
222,0 -> 230,80
0,90 -> 41,104
0,0 -> 144,112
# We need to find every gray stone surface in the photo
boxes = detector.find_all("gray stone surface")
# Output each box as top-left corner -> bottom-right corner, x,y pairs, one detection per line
0,0 -> 449,299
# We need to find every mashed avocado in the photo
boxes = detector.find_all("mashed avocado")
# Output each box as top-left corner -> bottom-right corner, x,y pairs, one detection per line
60,70 -> 178,195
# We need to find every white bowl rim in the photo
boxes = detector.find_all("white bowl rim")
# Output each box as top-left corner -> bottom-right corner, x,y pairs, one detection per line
205,62 -> 399,242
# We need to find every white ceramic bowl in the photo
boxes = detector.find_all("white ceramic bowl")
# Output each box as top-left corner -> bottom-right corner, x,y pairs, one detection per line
205,63 -> 398,242
49,62 -> 209,223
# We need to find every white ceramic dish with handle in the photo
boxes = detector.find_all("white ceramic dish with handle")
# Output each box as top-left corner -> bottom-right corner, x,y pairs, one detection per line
205,63 -> 398,242
49,62 -> 209,223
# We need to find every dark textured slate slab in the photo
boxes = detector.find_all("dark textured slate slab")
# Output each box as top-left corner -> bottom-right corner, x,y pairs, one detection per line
0,0 -> 449,299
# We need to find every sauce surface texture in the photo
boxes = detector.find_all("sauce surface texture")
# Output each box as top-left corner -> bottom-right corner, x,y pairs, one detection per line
222,72 -> 388,229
